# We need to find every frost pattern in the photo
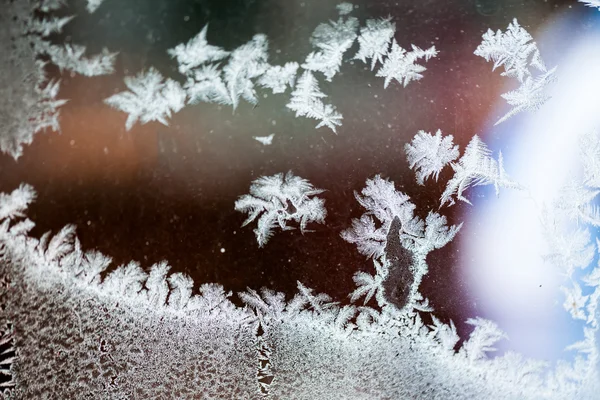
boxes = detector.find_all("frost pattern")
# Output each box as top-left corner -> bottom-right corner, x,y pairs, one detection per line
0,0 -> 116,159
286,71 -> 343,132
475,19 -> 556,125
440,135 -> 521,206
0,324 -> 16,393
341,175 -> 462,263
405,129 -> 460,185
253,134 -> 274,145
354,17 -> 396,70
258,62 -> 299,94
86,0 -> 105,13
104,68 -> 186,131
1,182 -> 600,397
167,24 -> 230,75
234,171 -> 327,247
301,16 -> 359,81
336,2 -> 354,15
150,4 -> 438,133
496,67 -> 557,125
223,34 -> 270,109
43,44 -> 117,76
376,41 -> 438,88
169,25 -> 297,112
579,0 -> 600,10
535,128 -> 600,381
580,130 -> 600,188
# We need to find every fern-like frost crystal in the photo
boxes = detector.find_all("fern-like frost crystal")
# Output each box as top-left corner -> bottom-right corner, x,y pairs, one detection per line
302,16 -> 359,81
496,67 -> 557,125
354,18 -> 396,70
474,18 -> 546,82
234,171 -> 327,247
440,135 -> 521,206
223,34 -> 270,109
0,1 -> 117,158
475,19 -> 556,124
1,182 -> 600,397
104,68 -> 186,130
342,175 -> 461,260
376,41 -> 438,88
405,129 -> 460,185
580,130 -> 600,188
168,24 -> 230,75
286,71 -> 343,132
578,0 -> 600,10
258,62 -> 299,94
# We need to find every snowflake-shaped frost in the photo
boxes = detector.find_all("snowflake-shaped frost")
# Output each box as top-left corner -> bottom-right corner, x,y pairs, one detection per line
341,175 -> 460,260
375,41 -> 438,88
168,24 -> 230,75
44,44 -> 117,76
302,16 -> 359,81
104,68 -> 186,130
223,34 -> 270,109
86,0 -> 105,13
553,181 -> 600,227
253,134 -> 274,145
440,135 -> 521,206
185,64 -> 232,105
258,62 -> 299,94
405,130 -> 459,185
0,1 -> 116,158
496,67 -> 556,125
234,171 -> 327,247
580,129 -> 600,188
579,0 -> 600,10
336,2 -> 354,15
286,71 -> 342,132
562,284 -> 589,321
354,18 -> 396,70
474,18 -> 546,82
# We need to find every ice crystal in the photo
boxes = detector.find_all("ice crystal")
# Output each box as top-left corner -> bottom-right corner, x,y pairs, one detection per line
553,181 -> 600,227
336,2 -> 354,16
0,0 -> 116,158
350,256 -> 390,306
341,175 -> 461,261
579,0 -> 600,10
44,44 -> 117,76
258,62 -> 299,94
286,71 -> 343,132
301,16 -> 359,81
440,135 -> 521,206
253,134 -> 274,145
542,223 -> 595,278
0,184 -> 599,398
475,19 -> 556,125
460,317 -> 508,363
376,41 -> 438,88
354,17 -> 396,70
496,67 -> 557,125
184,64 -> 232,106
474,18 -> 546,82
86,0 -> 105,13
405,129 -> 460,185
104,68 -> 186,131
222,34 -> 270,109
168,24 -> 230,75
562,284 -> 589,321
234,171 -> 327,247
0,324 -> 16,392
580,130 -> 600,188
